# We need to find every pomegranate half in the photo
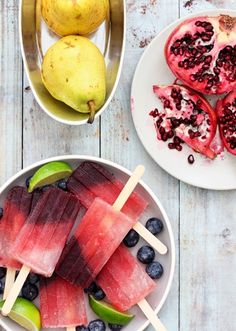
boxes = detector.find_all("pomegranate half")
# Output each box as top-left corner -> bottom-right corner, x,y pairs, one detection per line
150,84 -> 217,159
216,90 -> 236,156
165,15 -> 236,95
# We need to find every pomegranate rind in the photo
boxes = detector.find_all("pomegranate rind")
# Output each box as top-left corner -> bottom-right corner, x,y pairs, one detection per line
165,15 -> 236,95
216,90 -> 236,156
152,84 -> 217,159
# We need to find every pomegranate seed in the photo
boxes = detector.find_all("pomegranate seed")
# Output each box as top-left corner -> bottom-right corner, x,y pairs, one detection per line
168,130 -> 175,138
176,145 -> 183,151
159,127 -> 165,135
188,154 -> 195,164
168,143 -> 175,149
195,21 -> 202,27
162,132 -> 168,141
174,136 -> 181,144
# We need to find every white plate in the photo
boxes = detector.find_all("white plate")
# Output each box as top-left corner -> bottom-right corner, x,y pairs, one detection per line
131,9 -> 236,190
0,155 -> 175,331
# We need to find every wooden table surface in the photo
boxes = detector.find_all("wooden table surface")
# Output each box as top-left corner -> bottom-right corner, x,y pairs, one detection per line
1,0 -> 236,330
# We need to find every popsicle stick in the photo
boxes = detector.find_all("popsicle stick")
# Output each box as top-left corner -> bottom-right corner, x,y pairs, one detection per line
133,222 -> 168,255
113,165 -> 168,255
1,265 -> 30,316
112,165 -> 145,211
138,299 -> 167,331
67,327 -> 76,331
3,268 -> 16,300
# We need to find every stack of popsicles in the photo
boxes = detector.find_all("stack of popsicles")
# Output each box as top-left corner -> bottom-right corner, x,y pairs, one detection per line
1,163 -> 167,331
1,187 -> 81,316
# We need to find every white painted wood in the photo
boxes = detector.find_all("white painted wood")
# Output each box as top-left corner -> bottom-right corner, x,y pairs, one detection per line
0,0 -> 22,185
0,0 -> 236,331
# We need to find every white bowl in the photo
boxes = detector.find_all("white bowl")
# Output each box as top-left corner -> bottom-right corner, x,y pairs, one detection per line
0,155 -> 175,331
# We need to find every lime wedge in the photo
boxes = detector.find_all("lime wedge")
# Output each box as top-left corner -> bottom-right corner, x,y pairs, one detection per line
89,295 -> 134,326
0,298 -> 41,331
28,161 -> 73,192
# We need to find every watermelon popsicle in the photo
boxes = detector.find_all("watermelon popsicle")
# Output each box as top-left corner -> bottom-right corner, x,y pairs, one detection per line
67,162 -> 167,255
97,245 -> 167,331
0,187 -> 35,299
57,165 -> 146,288
1,187 -> 81,316
40,275 -> 87,331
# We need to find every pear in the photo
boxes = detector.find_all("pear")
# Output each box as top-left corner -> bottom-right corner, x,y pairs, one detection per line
41,36 -> 106,123
41,0 -> 109,36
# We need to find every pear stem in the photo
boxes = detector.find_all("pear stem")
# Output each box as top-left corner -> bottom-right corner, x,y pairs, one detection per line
87,101 -> 96,124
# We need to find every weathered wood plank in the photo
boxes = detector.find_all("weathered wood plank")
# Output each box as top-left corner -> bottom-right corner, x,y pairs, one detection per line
180,2 -> 236,331
0,0 -> 22,185
22,74 -> 100,167
101,1 -> 180,330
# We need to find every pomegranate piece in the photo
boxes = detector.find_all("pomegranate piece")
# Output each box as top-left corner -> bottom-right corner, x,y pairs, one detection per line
216,90 -> 236,156
150,84 -> 217,159
165,15 -> 236,94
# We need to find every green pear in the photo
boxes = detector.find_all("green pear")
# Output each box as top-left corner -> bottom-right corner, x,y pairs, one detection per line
41,36 -> 106,123
41,0 -> 109,36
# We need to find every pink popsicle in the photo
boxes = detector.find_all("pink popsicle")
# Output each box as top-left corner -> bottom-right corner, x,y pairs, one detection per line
10,187 -> 81,277
57,197 -> 137,288
67,162 -> 148,220
40,275 -> 87,328
0,186 -> 34,270
97,244 -> 156,312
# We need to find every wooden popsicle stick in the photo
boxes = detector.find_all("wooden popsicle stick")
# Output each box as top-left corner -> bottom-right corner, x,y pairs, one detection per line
112,165 -> 145,211
67,327 -> 76,331
113,165 -> 168,255
133,222 -> 168,255
3,268 -> 16,300
138,299 -> 167,331
1,265 -> 31,316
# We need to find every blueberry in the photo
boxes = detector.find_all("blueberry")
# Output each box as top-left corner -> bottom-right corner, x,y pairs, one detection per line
27,273 -> 39,285
123,229 -> 140,248
25,176 -> 32,189
57,179 -> 68,191
0,280 -> 4,294
137,246 -> 155,264
88,319 -> 106,331
146,261 -> 163,279
0,267 -> 6,279
93,287 -> 106,301
146,218 -> 164,235
22,283 -> 39,301
76,326 -> 89,331
108,324 -> 123,331
84,282 -> 99,294
0,207 -> 3,219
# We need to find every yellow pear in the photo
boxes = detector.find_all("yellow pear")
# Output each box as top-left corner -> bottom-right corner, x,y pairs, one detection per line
41,36 -> 106,123
41,0 -> 109,36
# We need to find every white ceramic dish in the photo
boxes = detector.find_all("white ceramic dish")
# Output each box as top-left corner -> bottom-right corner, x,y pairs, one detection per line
19,0 -> 126,125
131,9 -> 236,190
0,155 -> 175,331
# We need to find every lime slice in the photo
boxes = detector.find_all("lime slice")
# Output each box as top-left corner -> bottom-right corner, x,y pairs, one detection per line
28,161 -> 73,192
0,298 -> 41,331
89,295 -> 134,325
